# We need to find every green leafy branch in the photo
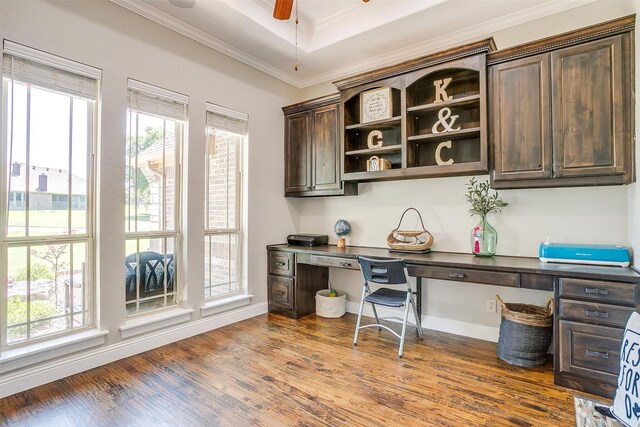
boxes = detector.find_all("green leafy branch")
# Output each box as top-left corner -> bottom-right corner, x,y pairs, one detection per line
465,177 -> 508,217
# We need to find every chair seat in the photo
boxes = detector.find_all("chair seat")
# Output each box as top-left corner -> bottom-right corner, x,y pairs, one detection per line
364,288 -> 408,307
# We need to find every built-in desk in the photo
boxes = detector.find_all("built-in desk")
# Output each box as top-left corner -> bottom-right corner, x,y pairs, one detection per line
267,244 -> 640,397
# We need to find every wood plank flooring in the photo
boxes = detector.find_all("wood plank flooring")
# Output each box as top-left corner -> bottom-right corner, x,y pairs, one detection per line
1,313 -> 603,426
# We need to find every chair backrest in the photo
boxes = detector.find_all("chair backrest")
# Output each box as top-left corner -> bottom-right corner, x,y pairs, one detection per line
357,256 -> 408,285
125,251 -> 174,295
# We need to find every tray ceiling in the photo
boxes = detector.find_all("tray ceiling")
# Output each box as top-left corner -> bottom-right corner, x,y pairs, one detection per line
110,0 -> 598,88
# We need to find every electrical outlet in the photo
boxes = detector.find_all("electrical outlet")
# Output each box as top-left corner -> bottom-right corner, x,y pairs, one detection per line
486,298 -> 497,313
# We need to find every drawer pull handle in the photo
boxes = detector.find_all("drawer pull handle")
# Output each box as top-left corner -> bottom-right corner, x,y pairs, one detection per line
585,310 -> 609,318
586,349 -> 610,359
585,287 -> 609,296
275,261 -> 286,267
449,272 -> 465,279
339,261 -> 352,267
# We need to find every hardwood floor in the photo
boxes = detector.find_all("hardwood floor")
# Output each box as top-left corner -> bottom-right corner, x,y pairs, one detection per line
1,313 -> 601,426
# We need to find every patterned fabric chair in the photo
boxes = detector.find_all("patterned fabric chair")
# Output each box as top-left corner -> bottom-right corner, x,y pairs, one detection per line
125,251 -> 174,301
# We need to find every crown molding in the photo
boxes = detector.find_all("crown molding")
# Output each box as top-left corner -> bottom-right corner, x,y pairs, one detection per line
298,0 -> 599,87
109,0 -> 304,88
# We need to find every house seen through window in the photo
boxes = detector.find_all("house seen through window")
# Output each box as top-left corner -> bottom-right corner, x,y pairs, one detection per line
1,43 -> 100,346
125,80 -> 187,315
204,104 -> 247,300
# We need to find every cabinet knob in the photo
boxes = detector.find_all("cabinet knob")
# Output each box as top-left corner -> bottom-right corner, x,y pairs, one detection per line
339,261 -> 352,267
544,169 -> 551,176
449,272 -> 465,279
275,261 -> 286,267
554,170 -> 563,177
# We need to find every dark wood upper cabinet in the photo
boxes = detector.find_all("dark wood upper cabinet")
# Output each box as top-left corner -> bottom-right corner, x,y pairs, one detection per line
490,54 -> 552,182
551,36 -> 627,180
488,16 -> 634,189
284,111 -> 311,193
283,94 -> 357,197
311,104 -> 342,191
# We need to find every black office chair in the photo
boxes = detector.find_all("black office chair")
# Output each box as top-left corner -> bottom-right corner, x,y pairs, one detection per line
353,256 -> 423,358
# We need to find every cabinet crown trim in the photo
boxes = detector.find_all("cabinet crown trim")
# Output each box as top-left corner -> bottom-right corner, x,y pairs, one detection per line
333,38 -> 496,91
487,14 -> 635,65
282,93 -> 340,115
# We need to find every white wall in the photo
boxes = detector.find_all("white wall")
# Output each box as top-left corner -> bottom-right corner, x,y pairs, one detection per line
0,0 -> 299,395
297,0 -> 638,335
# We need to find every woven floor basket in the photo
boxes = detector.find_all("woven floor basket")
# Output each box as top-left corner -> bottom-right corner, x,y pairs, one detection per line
496,295 -> 553,367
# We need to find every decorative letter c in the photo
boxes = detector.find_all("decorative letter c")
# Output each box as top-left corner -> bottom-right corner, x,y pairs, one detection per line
435,140 -> 454,165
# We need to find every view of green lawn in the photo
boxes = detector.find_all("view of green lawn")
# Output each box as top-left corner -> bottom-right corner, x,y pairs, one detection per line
6,210 -> 87,277
6,208 -> 154,277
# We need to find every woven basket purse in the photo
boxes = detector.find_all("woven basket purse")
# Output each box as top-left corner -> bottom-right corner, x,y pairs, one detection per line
386,207 -> 434,251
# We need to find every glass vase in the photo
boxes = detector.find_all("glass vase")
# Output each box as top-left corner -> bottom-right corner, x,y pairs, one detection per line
470,216 -> 497,256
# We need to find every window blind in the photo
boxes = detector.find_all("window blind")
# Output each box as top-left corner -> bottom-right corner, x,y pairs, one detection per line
3,52 -> 100,101
206,102 -> 248,136
128,79 -> 188,122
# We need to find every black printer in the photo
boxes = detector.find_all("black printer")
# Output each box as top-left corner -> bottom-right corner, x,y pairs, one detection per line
287,234 -> 328,247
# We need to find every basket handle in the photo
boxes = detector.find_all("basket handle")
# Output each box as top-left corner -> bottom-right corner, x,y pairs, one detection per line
393,207 -> 427,233
496,294 -> 507,312
546,298 -> 554,315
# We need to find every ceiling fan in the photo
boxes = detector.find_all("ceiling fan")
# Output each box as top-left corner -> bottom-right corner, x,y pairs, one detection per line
273,0 -> 369,20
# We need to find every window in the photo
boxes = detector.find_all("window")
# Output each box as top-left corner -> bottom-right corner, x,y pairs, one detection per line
125,79 -> 187,315
204,103 -> 246,300
1,41 -> 100,347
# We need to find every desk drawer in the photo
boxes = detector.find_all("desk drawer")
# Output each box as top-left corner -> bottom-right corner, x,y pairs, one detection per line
408,265 -> 519,287
559,300 -> 636,328
559,278 -> 637,306
269,251 -> 295,277
559,320 -> 622,383
309,255 -> 359,270
268,275 -> 294,309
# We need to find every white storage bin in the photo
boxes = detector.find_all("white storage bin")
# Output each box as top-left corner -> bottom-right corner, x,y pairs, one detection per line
316,289 -> 346,318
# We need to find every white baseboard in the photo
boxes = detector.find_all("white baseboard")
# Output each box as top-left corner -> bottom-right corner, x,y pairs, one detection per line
346,301 -> 499,343
0,302 -> 268,398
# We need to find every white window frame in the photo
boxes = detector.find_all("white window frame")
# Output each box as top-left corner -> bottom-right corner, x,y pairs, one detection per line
125,79 -> 187,316
0,41 -> 100,349
204,103 -> 247,301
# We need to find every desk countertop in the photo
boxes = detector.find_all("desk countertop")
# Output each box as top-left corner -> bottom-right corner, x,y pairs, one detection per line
267,244 -> 640,283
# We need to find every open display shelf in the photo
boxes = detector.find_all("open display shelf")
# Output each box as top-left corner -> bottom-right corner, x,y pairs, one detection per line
343,86 -> 403,177
338,43 -> 492,182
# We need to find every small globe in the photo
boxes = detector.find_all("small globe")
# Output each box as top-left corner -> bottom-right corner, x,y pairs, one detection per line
334,219 -> 351,237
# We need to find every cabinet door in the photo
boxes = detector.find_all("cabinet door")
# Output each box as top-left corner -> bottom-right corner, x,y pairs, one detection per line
490,54 -> 552,183
284,111 -> 312,193
551,35 -> 626,179
311,103 -> 341,192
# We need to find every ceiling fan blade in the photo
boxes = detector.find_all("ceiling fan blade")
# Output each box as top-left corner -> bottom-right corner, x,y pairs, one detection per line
273,0 -> 293,20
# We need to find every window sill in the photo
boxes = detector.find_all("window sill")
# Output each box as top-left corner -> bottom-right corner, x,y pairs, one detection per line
201,294 -> 253,317
120,307 -> 194,339
0,329 -> 108,375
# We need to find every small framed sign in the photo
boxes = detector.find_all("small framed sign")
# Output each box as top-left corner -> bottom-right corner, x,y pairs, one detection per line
361,87 -> 392,123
